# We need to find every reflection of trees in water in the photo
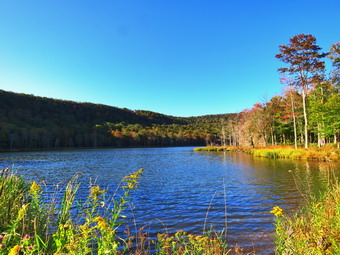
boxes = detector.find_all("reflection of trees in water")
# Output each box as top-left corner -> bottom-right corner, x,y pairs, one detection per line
214,152 -> 339,203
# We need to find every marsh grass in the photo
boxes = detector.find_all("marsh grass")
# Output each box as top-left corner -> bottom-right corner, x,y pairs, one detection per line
194,145 -> 340,161
247,146 -> 340,161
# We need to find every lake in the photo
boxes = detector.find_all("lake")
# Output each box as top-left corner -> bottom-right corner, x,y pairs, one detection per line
0,147 -> 338,254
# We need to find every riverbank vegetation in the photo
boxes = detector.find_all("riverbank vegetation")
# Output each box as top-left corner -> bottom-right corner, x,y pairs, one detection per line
194,145 -> 340,161
273,172 -> 340,254
1,168 -> 241,255
2,165 -> 339,254
247,146 -> 340,161
194,146 -> 242,152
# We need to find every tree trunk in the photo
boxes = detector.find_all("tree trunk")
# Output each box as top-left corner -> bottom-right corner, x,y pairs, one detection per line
290,88 -> 298,149
221,119 -> 226,147
302,88 -> 309,148
317,122 -> 321,147
334,134 -> 337,144
283,133 -> 286,145
270,127 -> 274,146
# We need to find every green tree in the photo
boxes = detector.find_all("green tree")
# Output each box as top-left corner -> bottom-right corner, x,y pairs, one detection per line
328,42 -> 340,89
276,34 -> 326,148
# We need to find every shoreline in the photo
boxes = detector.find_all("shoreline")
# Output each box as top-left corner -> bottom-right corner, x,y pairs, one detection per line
0,145 -> 203,154
194,145 -> 340,161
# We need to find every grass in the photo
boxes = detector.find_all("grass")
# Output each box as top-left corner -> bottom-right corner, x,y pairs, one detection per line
194,145 -> 340,161
0,168 -> 241,255
194,146 -> 242,152
272,173 -> 340,254
0,167 -> 145,254
246,146 -> 340,161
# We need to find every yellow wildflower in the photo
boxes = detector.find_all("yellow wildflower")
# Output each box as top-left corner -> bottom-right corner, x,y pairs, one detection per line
94,216 -> 103,221
9,245 -> 20,255
314,202 -> 321,210
94,216 -> 110,231
17,204 -> 29,221
175,230 -> 186,237
29,181 -> 41,196
79,224 -> 89,233
195,235 -> 202,241
157,233 -> 168,241
122,169 -> 144,190
89,185 -> 105,199
270,206 -> 284,217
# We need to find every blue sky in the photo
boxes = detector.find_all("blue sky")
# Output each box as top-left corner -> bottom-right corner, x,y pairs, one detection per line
0,0 -> 339,117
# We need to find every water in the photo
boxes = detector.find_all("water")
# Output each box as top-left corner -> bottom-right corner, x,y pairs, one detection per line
0,147 -> 339,254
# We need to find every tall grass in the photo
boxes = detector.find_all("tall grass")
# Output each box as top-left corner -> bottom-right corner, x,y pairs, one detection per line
0,167 -> 145,254
0,168 -> 237,255
272,167 -> 340,254
194,145 -> 340,161
246,146 -> 340,161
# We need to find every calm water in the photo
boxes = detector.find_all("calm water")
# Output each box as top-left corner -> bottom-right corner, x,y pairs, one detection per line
1,147 -> 339,254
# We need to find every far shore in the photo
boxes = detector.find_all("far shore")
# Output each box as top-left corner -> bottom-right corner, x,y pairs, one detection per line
194,145 -> 340,161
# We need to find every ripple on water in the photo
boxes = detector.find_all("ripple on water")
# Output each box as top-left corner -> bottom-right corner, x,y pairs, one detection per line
0,147 -> 338,253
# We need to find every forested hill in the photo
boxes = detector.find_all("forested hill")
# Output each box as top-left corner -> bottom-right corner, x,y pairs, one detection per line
0,90 -> 232,151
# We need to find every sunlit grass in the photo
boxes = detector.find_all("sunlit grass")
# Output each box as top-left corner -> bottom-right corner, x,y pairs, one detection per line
272,177 -> 340,254
247,146 -> 340,161
194,145 -> 340,161
194,146 -> 242,152
1,168 -> 242,255
0,167 -> 145,254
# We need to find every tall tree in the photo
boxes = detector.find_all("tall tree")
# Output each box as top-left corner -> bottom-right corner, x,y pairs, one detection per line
276,34 -> 325,148
328,42 -> 340,89
280,75 -> 298,148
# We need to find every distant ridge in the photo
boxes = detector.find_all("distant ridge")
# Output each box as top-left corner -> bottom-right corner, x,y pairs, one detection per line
0,90 -> 232,151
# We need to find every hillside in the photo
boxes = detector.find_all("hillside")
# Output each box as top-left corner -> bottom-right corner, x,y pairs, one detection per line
0,90 -> 232,150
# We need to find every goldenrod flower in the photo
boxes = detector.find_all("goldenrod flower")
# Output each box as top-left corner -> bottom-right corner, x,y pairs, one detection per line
270,206 -> 284,217
89,185 -> 105,199
175,230 -> 186,238
29,181 -> 41,196
122,169 -> 144,190
94,216 -> 110,231
9,245 -> 20,255
157,233 -> 168,241
79,224 -> 89,233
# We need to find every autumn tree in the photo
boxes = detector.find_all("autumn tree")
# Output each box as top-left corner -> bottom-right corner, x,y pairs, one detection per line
276,34 -> 325,148
328,42 -> 340,88
280,75 -> 299,148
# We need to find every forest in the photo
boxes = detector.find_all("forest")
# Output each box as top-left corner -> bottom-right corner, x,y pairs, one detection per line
0,90 -> 231,150
0,34 -> 339,151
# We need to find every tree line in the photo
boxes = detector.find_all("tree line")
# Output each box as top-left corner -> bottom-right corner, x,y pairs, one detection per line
0,90 -> 231,151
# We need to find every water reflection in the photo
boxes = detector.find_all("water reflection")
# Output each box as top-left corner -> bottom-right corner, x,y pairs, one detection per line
0,147 -> 338,254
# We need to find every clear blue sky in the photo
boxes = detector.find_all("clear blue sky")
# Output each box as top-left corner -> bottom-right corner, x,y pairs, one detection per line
0,0 -> 339,117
